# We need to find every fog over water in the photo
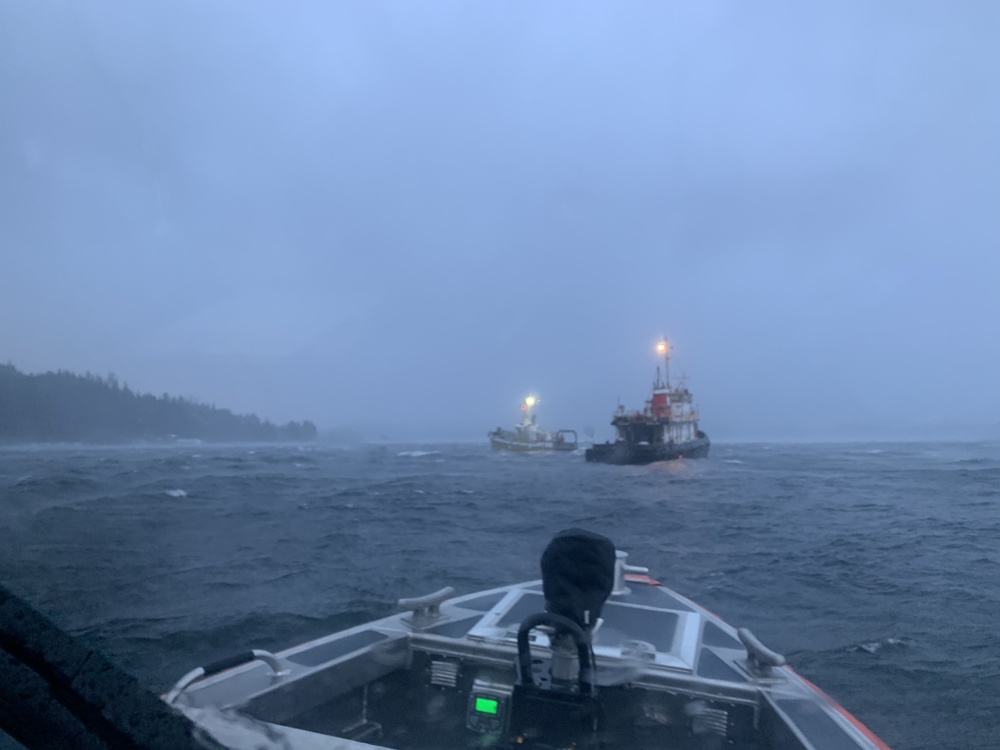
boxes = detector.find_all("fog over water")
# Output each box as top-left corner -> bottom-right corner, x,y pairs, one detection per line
3,2 -> 998,442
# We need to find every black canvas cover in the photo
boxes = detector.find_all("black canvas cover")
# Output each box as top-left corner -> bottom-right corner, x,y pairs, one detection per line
540,528 -> 616,631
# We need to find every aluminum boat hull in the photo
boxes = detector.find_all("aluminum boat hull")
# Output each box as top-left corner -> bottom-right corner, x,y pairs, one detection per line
166,550 -> 890,750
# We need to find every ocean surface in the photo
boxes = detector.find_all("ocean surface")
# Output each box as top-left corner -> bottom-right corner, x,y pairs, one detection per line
1,440 -> 999,750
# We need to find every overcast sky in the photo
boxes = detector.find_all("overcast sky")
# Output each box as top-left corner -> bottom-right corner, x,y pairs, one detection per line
2,1 -> 998,441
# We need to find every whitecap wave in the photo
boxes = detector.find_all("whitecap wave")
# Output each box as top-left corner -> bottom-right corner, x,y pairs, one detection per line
850,637 -> 909,654
398,450 -> 440,458
165,489 -> 188,498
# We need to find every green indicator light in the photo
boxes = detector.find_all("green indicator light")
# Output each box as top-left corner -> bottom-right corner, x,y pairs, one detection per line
475,696 -> 499,715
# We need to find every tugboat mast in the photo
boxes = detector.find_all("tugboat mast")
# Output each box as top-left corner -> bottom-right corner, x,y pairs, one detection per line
656,339 -> 670,389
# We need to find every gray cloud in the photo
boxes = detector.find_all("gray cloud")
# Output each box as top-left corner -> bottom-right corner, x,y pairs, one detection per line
3,1 -> 998,441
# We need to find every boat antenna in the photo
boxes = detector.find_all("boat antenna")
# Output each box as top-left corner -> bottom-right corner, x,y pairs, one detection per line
523,394 -> 538,425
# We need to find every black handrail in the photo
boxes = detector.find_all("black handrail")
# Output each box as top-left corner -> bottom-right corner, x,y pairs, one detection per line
516,612 -> 594,692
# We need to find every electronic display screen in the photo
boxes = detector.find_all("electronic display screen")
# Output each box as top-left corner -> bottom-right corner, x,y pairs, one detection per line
474,696 -> 499,715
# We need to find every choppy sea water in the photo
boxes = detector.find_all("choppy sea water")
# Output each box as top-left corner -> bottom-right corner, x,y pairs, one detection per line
2,440 -> 999,750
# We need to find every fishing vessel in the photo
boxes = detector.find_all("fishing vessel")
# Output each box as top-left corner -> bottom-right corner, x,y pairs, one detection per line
488,395 -> 577,452
586,339 -> 709,465
163,528 -> 892,750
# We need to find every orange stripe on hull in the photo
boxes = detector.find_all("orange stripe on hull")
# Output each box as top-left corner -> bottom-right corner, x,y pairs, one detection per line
789,668 -> 893,750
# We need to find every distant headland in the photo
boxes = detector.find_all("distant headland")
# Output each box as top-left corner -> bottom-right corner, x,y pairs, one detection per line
0,363 -> 317,444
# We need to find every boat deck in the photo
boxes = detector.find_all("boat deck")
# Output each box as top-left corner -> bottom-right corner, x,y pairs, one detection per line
176,573 -> 882,750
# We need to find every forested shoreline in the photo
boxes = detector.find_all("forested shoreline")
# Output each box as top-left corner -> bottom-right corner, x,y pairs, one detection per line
0,364 -> 317,443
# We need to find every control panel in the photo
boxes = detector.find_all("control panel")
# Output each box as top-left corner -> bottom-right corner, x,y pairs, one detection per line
466,678 -> 513,735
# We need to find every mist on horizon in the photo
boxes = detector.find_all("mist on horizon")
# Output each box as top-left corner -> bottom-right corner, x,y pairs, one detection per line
3,2 -> 998,444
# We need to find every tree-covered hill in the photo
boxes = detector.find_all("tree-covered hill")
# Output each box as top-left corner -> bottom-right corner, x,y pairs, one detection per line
0,364 -> 317,443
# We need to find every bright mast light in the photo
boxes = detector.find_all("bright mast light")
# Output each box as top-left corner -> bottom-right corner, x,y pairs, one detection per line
525,395 -> 537,407
656,339 -> 671,387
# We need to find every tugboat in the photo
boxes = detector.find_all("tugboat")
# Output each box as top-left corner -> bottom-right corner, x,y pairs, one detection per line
162,529 -> 893,750
586,339 -> 710,465
488,395 -> 578,452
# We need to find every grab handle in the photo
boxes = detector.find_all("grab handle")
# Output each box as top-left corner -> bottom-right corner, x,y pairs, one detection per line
165,649 -> 287,704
